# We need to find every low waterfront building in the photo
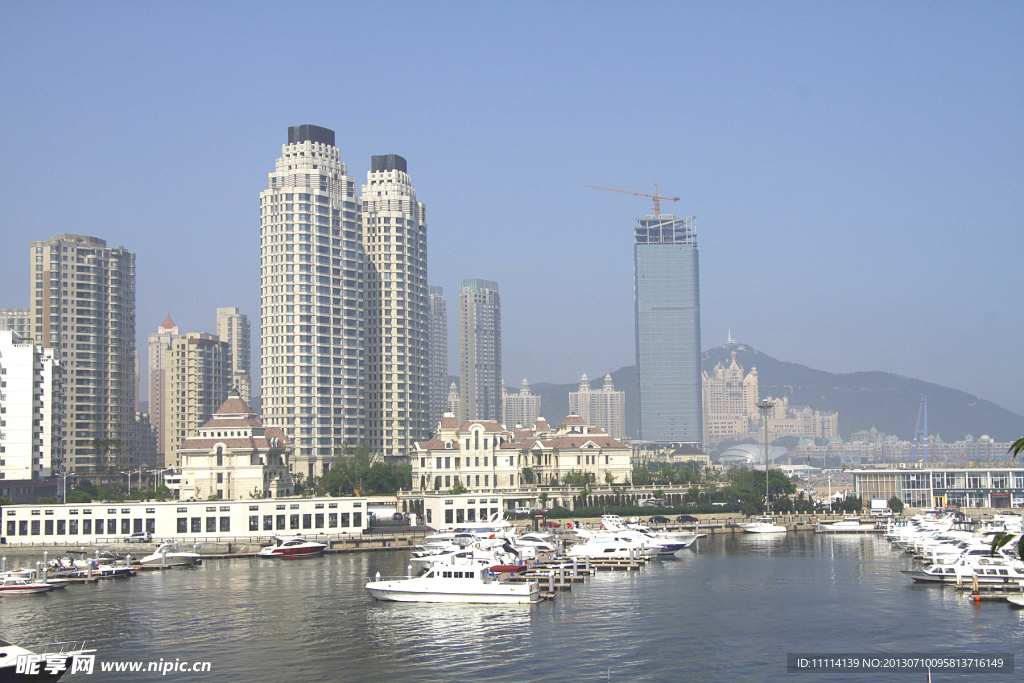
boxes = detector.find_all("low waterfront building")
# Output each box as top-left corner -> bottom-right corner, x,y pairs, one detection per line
177,392 -> 293,500
416,493 -> 506,529
851,464 -> 1024,508
0,495 -> 369,546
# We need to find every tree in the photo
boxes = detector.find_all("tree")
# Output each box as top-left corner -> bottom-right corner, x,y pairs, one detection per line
449,482 -> 468,495
0,496 -> 12,506
36,497 -> 58,504
632,464 -> 654,486
1010,438 -> 1023,461
521,467 -> 536,485
888,496 -> 904,514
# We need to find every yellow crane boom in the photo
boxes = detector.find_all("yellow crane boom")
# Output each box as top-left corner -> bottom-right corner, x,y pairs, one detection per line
586,183 -> 679,216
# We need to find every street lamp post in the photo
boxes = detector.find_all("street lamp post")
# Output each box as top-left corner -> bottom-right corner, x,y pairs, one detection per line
58,470 -> 75,504
757,399 -> 775,514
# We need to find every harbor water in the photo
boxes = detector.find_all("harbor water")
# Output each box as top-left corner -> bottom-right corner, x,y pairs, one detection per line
1,533 -> 1022,681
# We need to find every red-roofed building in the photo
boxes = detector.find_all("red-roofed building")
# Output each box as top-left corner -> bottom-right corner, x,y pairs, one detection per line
178,391 -> 293,500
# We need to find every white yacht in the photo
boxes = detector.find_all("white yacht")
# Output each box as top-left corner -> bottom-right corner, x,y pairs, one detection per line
814,517 -> 880,533
566,533 -> 660,559
137,543 -> 203,567
365,558 -> 542,604
257,536 -> 327,558
901,552 -> 1024,585
741,517 -> 788,534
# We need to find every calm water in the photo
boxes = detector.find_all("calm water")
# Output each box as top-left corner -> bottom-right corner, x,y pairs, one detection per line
1,533 -> 1022,682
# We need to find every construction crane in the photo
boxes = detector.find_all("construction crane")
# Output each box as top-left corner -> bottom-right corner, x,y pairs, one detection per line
586,183 -> 680,216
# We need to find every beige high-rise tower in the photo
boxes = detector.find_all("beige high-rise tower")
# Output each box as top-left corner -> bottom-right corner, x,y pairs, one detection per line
30,234 -> 136,474
260,125 -> 364,479
216,307 -> 252,403
148,316 -> 180,464
361,154 -> 429,458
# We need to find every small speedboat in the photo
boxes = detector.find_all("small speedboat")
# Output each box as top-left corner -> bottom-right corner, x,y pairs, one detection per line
257,536 -> 327,558
0,576 -> 54,595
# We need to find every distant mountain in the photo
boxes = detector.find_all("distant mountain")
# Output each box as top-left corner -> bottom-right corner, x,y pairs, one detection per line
525,346 -> 1024,442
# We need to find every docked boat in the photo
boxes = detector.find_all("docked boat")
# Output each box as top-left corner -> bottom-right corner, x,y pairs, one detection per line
741,516 -> 788,534
257,536 -> 327,558
901,554 -> 1024,585
137,543 -> 203,567
566,533 -> 660,559
814,517 -> 880,534
365,558 -> 541,604
0,576 -> 55,594
0,639 -> 93,681
1007,594 -> 1024,608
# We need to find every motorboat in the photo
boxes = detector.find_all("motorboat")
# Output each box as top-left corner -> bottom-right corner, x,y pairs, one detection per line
566,533 -> 660,560
901,553 -> 1024,585
814,517 -> 880,534
137,543 -> 203,567
365,557 -> 542,604
1,569 -> 70,589
600,516 -> 702,552
1007,594 -> 1024,608
741,517 -> 788,534
257,536 -> 327,558
0,576 -> 55,594
0,639 -> 93,681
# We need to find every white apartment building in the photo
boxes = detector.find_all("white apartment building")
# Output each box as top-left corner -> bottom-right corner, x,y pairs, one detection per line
260,125 -> 365,479
428,286 -> 448,431
30,234 -> 136,474
0,331 -> 64,480
163,333 -> 230,467
216,307 -> 252,404
362,154 -> 429,458
503,379 -> 541,429
569,373 -> 626,441
178,392 -> 293,500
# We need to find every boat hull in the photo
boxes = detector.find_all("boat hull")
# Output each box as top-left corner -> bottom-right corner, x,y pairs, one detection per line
365,584 -> 540,604
258,547 -> 326,558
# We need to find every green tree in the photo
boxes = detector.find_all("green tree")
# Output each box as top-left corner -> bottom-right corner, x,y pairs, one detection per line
604,471 -> 616,486
0,496 -> 12,506
632,464 -> 653,486
36,496 -> 58,504
1009,438 -> 1023,460
449,482 -> 468,495
887,496 -> 905,514
521,467 -> 536,485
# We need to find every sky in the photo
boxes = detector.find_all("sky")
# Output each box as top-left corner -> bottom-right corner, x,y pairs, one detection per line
1,2 -> 1022,417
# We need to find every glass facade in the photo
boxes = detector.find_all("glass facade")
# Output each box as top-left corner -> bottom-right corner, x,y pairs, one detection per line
634,216 -> 702,444
853,468 -> 1024,508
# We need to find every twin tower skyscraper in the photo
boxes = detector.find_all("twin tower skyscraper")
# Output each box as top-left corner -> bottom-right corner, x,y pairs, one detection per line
259,125 -> 429,478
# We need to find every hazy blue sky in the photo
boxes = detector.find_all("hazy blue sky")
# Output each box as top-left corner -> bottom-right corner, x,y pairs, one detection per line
2,2 -> 1022,416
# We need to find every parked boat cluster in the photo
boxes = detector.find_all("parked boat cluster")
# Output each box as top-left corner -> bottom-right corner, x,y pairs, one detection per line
365,513 -> 706,604
885,510 -> 1024,606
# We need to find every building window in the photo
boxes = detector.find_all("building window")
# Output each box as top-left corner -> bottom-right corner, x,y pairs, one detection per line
276,515 -> 285,530
83,519 -> 92,535
353,512 -> 362,527
249,516 -> 259,531
220,517 -> 230,532
263,515 -> 273,531
206,517 -> 216,533
328,513 -> 337,528
314,513 -> 324,528
191,518 -> 202,533
302,514 -> 312,529
177,518 -> 187,533
341,512 -> 350,527
290,514 -> 300,530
